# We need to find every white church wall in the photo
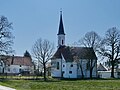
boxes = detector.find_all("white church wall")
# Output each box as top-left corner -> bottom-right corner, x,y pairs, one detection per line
85,59 -> 97,78
92,60 -> 97,77
77,59 -> 87,78
51,58 -> 97,78
63,62 -> 77,78
77,59 -> 97,78
58,35 -> 65,47
51,59 -> 62,78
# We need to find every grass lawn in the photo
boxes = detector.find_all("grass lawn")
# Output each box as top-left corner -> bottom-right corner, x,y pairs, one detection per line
0,79 -> 120,90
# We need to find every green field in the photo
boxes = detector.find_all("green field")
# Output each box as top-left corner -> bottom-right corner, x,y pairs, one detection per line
0,79 -> 120,90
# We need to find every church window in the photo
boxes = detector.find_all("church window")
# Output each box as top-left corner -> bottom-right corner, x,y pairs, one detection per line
19,69 -> 22,73
63,64 -> 65,67
118,72 -> 120,76
86,61 -> 90,70
2,68 -> 4,73
69,71 -> 72,74
71,64 -> 73,67
57,62 -> 59,70
62,40 -> 64,45
62,71 -> 65,74
8,68 -> 10,72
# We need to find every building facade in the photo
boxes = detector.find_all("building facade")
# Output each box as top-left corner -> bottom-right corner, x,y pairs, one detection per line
0,55 -> 34,75
51,11 -> 97,78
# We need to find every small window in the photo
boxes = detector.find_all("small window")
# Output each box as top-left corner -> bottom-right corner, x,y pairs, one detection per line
62,40 -> 64,45
63,65 -> 65,67
118,72 -> 120,75
19,69 -> 21,73
71,64 -> 73,67
69,71 -> 72,74
57,62 -> 59,69
86,61 -> 90,70
20,65 -> 21,67
8,68 -> 10,72
62,71 -> 65,74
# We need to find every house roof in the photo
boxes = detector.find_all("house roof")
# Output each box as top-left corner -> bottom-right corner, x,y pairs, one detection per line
2,56 -> 33,66
52,46 -> 97,62
97,63 -> 108,71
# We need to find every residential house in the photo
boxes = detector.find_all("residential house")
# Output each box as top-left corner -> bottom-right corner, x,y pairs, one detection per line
0,55 -> 34,75
97,63 -> 118,78
0,59 -> 5,74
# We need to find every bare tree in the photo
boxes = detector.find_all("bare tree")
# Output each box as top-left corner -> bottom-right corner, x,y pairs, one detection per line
79,31 -> 101,52
86,49 -> 97,79
32,38 -> 54,81
0,15 -> 14,55
78,31 -> 100,78
99,27 -> 120,78
80,48 -> 97,79
78,60 -> 84,78
0,16 -> 14,77
74,56 -> 84,78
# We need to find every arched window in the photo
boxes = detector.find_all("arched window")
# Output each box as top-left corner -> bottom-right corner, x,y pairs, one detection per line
57,62 -> 59,69
62,40 -> 64,45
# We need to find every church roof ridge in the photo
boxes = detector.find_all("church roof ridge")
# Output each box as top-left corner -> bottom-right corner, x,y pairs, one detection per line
52,46 -> 97,62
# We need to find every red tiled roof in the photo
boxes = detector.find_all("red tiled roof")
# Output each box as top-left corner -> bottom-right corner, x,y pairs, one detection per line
5,56 -> 33,66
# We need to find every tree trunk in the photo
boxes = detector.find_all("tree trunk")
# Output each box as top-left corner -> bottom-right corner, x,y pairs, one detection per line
111,60 -> 114,78
90,59 -> 93,79
79,64 -> 84,79
90,68 -> 92,79
111,44 -> 115,78
43,63 -> 47,81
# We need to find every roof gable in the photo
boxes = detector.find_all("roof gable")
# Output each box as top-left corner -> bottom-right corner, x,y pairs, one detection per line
97,63 -> 108,71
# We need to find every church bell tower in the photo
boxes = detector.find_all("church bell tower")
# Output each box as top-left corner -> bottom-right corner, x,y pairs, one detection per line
57,11 -> 65,48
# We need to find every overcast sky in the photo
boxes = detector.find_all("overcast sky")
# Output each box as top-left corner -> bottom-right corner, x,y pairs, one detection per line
0,0 -> 120,56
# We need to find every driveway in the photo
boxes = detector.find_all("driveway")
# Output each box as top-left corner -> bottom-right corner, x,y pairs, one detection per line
0,85 -> 16,90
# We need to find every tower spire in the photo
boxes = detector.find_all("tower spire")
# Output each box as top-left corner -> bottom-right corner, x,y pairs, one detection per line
57,10 -> 65,35
57,10 -> 65,47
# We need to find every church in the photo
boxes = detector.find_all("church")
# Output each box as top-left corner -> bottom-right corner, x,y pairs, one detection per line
51,11 -> 97,78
